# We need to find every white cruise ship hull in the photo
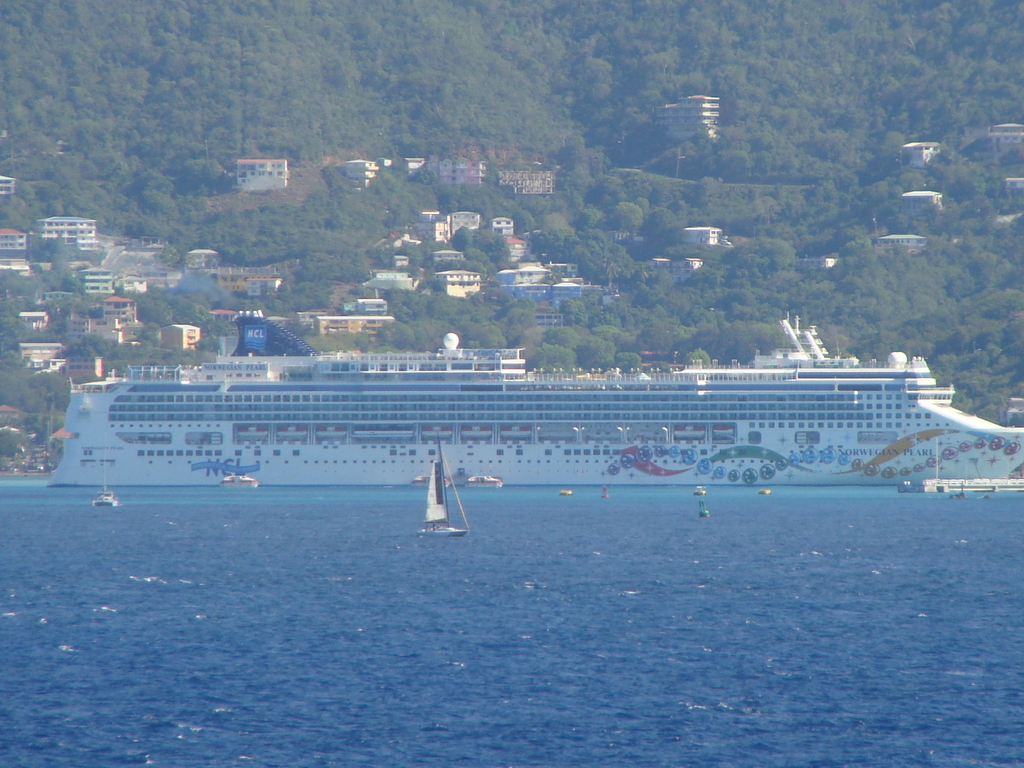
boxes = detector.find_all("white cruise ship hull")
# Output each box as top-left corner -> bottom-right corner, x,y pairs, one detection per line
50,316 -> 1024,488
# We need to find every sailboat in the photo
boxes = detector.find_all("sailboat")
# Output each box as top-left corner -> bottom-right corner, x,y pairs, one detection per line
92,447 -> 120,507
419,447 -> 469,536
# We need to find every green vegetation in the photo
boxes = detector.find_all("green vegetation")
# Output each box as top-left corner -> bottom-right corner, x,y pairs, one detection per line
3,0 -> 1024,426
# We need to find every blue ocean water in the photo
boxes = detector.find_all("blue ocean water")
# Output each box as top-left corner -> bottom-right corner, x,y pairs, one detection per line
2,480 -> 1023,767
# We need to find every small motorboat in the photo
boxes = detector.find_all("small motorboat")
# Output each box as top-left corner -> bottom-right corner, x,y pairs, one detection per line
92,489 -> 120,507
758,488 -> 772,495
465,475 -> 504,488
412,475 -> 431,485
559,489 -> 573,496
220,474 -> 259,488
693,486 -> 707,496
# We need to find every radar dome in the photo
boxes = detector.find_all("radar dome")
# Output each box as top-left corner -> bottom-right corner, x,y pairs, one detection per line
888,351 -> 908,366
443,332 -> 461,350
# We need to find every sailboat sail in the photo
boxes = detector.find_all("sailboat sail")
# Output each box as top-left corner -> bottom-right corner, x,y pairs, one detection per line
424,459 -> 449,524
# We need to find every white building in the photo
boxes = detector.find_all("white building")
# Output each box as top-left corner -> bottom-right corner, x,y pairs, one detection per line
448,211 -> 481,233
236,159 -> 289,191
0,229 -> 27,251
356,298 -> 388,315
797,256 -> 839,270
0,175 -> 15,196
79,268 -> 114,294
988,124 -> 1024,154
682,226 -> 723,246
36,217 -> 99,249
435,269 -> 482,297
343,159 -> 379,186
490,217 -> 515,236
363,271 -> 417,291
1005,178 -> 1024,194
432,249 -> 465,264
875,234 -> 927,252
426,158 -> 486,185
902,142 -> 941,168
901,190 -> 943,215
660,95 -> 720,140
18,342 -> 64,371
415,211 -> 450,242
18,311 -> 49,331
0,258 -> 30,276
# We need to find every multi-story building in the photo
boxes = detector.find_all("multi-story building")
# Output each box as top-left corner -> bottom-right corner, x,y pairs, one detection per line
68,314 -> 124,344
1005,178 -> 1024,194
875,234 -> 927,252
490,217 -> 515,236
987,124 -> 1024,154
426,158 -> 486,185
498,170 -> 555,195
18,342 -> 64,371
415,211 -> 451,242
435,270 -> 482,298
363,271 -> 417,291
160,324 -> 202,350
185,249 -> 220,270
506,237 -> 528,262
432,250 -> 465,265
660,95 -> 720,140
902,142 -> 941,168
0,228 -> 27,251
314,315 -> 396,334
37,217 -> 99,249
901,190 -> 943,216
236,159 -> 289,191
79,268 -> 115,294
682,226 -> 723,246
0,258 -> 30,275
18,311 -> 49,331
0,175 -> 15,196
448,211 -> 481,233
343,160 -> 379,186
102,297 -> 139,324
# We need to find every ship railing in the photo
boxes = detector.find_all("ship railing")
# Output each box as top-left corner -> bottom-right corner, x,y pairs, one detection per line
526,369 -> 799,384
916,387 -> 955,400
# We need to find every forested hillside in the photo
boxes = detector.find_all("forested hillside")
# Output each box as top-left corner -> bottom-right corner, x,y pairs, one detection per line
3,0 -> 1024,421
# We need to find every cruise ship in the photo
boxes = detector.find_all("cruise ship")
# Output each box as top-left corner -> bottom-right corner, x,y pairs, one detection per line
50,312 -> 1023,487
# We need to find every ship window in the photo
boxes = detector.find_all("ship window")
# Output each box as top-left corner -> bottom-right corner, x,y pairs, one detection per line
137,450 -> 144,456
496,449 -> 504,456
273,450 -> 281,456
545,449 -> 552,456
292,449 -> 300,456
235,450 -> 242,456
176,450 -> 183,456
147,450 -> 154,456
748,431 -> 762,444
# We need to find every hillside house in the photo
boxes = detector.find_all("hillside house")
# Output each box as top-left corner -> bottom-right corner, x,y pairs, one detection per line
343,159 -> 379,186
490,217 -> 515,236
102,296 -> 139,324
0,175 -> 15,196
448,211 -> 481,233
660,95 -> 720,140
0,228 -> 27,251
426,158 -> 486,185
393,254 -> 410,268
415,211 -> 450,242
797,256 -> 839,270
875,234 -> 927,252
902,142 -> 941,168
901,191 -> 943,215
160,324 -> 202,350
356,298 -> 388,315
498,170 -> 556,195
18,342 -> 64,371
37,217 -> 99,249
988,124 -> 1024,154
116,276 -> 148,293
432,249 -> 465,264
67,358 -> 104,382
506,238 -> 528,262
79,268 -> 114,294
435,269 -> 482,297
0,258 -> 30,275
185,249 -> 220,269
1006,178 -> 1024,194
364,271 -> 417,291
682,226 -> 724,246
314,315 -> 395,334
18,311 -> 49,331
236,159 -> 289,191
